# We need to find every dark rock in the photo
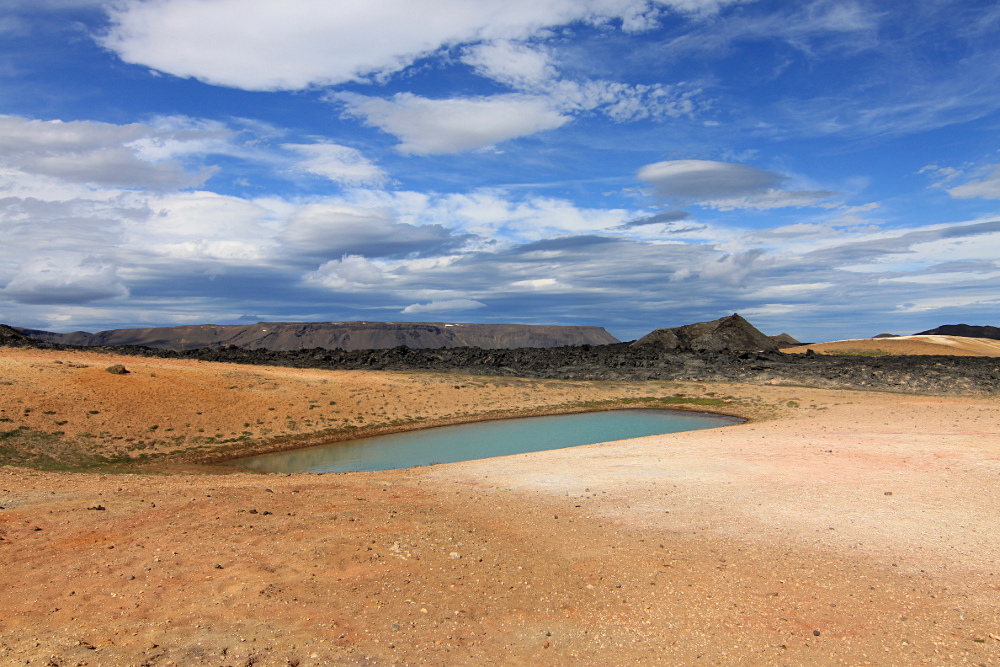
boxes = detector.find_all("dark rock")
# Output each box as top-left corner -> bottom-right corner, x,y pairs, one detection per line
105,364 -> 129,375
769,333 -> 803,347
0,324 -> 37,347
631,314 -> 781,352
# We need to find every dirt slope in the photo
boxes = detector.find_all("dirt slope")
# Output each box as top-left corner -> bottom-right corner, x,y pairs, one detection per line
784,334 -> 1000,357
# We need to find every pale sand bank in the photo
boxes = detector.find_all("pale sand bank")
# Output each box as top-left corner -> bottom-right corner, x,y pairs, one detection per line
784,334 -> 1000,357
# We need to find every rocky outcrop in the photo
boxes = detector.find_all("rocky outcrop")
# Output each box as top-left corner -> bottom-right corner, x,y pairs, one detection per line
916,324 -> 1000,340
0,324 -> 36,347
769,333 -> 802,348
15,321 -> 620,352
631,314 -> 780,352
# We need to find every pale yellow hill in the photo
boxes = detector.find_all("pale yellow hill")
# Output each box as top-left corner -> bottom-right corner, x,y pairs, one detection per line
783,334 -> 1000,357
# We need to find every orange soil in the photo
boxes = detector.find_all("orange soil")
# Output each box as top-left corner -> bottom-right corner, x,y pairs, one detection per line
0,347 -> 705,462
0,347 -> 998,666
784,334 -> 1000,357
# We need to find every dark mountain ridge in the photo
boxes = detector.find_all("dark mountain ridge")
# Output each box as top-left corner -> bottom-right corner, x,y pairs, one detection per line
3,318 -> 997,396
15,321 -> 620,352
916,324 -> 1000,340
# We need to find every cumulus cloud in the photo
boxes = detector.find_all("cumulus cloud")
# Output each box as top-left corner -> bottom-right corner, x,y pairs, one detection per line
335,92 -> 570,155
284,141 -> 388,187
402,298 -> 486,314
101,0 -> 742,91
303,254 -> 386,290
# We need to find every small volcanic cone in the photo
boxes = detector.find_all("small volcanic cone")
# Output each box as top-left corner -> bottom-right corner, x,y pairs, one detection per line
631,313 -> 780,352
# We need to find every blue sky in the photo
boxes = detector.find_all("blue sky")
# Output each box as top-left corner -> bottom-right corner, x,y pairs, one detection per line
2,0 -> 1000,341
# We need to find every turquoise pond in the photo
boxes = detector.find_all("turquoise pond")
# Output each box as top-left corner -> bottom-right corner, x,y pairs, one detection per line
233,408 -> 744,474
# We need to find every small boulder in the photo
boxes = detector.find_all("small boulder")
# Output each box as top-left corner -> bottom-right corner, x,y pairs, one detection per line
105,364 -> 129,375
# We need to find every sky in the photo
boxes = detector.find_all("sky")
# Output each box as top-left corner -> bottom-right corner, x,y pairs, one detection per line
2,0 -> 1000,342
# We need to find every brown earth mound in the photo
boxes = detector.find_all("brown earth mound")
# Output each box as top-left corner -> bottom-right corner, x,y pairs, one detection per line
16,321 -> 620,352
632,313 -> 780,352
783,334 -> 1000,357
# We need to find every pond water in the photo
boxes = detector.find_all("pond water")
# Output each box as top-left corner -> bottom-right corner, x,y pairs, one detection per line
233,408 -> 743,474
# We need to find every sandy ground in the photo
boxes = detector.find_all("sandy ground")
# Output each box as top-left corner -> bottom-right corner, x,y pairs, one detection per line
0,348 -> 723,465
0,348 -> 998,666
784,335 -> 1000,357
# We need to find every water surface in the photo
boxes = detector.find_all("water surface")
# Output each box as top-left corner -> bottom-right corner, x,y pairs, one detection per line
234,408 -> 742,474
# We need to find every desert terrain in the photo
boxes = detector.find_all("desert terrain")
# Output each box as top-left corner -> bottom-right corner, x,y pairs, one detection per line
0,346 -> 998,666
784,335 -> 1000,358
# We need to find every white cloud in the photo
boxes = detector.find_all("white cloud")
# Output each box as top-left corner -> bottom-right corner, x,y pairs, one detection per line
509,278 -> 564,290
304,255 -> 386,290
335,92 -> 570,155
461,41 -> 556,90
280,202 -> 467,259
637,159 -> 837,209
101,0 -> 742,91
1,257 -> 129,305
638,160 -> 788,198
284,142 -> 388,187
402,298 -> 486,314
946,165 -> 1000,199
893,295 -> 1000,314
0,115 -> 222,190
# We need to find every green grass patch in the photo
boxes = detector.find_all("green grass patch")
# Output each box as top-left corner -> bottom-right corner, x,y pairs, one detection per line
0,427 -> 168,471
820,349 -> 891,357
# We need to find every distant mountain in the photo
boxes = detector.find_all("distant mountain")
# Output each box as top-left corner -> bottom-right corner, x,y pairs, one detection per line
769,333 -> 802,348
14,321 -> 620,352
916,324 -> 1000,340
872,333 -> 900,338
631,313 -> 780,352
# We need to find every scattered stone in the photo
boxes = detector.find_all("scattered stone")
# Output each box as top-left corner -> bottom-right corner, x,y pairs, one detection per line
813,630 -> 821,637
105,364 -> 129,375
215,564 -> 224,569
87,505 -> 106,511
884,491 -> 893,496
449,552 -> 461,559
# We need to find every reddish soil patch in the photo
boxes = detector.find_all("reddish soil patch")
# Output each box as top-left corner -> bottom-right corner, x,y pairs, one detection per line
0,349 -> 998,665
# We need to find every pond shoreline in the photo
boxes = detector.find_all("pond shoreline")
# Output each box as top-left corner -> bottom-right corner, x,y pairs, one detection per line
231,407 -> 747,474
198,399 -> 752,471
